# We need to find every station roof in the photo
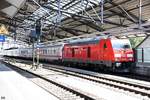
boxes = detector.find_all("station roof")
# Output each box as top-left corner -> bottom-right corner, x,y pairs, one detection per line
0,0 -> 150,44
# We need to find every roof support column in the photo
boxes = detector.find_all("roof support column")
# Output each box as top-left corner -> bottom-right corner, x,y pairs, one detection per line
139,0 -> 142,29
57,0 -> 61,24
100,0 -> 104,24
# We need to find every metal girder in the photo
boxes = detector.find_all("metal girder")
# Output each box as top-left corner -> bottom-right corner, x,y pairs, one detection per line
59,26 -> 80,36
103,19 -> 128,27
67,23 -> 84,29
0,20 -> 17,27
55,34 -> 68,39
61,13 -> 127,28
41,4 -> 106,31
127,2 -> 150,12
22,16 -> 35,22
73,16 -> 104,32
100,0 -> 104,24
4,0 -> 150,44
40,33 -> 50,41
57,0 -> 132,28
42,31 -> 68,40
104,7 -> 135,23
72,15 -> 104,30
77,14 -> 128,27
0,17 -> 28,29
41,0 -> 131,27
87,2 -> 142,27
12,17 -> 24,23
61,19 -> 84,28
18,10 -> 33,15
40,1 -> 105,31
104,1 -> 150,25
59,26 -> 91,34
61,0 -> 129,22
108,1 -> 145,23
62,0 -> 75,9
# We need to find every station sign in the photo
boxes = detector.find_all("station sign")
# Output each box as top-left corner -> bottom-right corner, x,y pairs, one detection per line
0,35 -> 5,42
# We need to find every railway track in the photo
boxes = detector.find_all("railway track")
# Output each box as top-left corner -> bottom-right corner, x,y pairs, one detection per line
4,59 -> 150,99
3,61 -> 95,100
43,64 -> 150,98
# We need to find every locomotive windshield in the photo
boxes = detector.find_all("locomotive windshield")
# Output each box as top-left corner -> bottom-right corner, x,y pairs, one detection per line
111,39 -> 131,49
123,44 -> 130,49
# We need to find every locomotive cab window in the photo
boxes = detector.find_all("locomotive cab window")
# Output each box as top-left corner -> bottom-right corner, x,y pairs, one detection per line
123,44 -> 131,49
111,39 -> 131,49
104,43 -> 107,49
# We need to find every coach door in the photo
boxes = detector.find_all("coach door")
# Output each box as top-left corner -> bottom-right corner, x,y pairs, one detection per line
103,41 -> 107,60
87,47 -> 91,58
72,48 -> 75,57
99,39 -> 107,60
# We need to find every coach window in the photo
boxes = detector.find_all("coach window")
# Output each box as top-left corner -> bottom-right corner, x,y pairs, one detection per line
44,50 -> 45,54
45,50 -> 46,54
43,50 -> 45,54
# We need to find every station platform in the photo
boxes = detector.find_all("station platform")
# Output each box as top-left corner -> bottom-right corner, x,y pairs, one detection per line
0,61 -> 59,100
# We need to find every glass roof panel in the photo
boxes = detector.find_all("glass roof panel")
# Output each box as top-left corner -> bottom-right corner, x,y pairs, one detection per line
21,0 -> 100,28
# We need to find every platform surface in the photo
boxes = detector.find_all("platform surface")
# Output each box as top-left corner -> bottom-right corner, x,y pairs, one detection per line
20,64 -> 143,100
0,62 -> 59,100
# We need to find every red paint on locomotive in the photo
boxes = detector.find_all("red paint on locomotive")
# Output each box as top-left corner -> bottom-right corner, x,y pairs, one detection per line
63,38 -> 134,68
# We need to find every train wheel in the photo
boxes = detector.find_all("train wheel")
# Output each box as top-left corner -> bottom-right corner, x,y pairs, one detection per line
93,64 -> 99,71
112,63 -> 116,72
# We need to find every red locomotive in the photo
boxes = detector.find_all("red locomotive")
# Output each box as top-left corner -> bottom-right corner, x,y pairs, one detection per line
63,38 -> 134,72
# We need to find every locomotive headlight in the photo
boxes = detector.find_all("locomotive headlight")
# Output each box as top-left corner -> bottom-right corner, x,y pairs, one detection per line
127,54 -> 133,57
115,54 -> 121,57
115,58 -> 119,61
129,58 -> 133,61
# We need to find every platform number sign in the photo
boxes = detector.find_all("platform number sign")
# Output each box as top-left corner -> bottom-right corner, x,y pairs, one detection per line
0,35 -> 5,42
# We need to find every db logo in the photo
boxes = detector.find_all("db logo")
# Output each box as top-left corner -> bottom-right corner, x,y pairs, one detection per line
1,96 -> 5,100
